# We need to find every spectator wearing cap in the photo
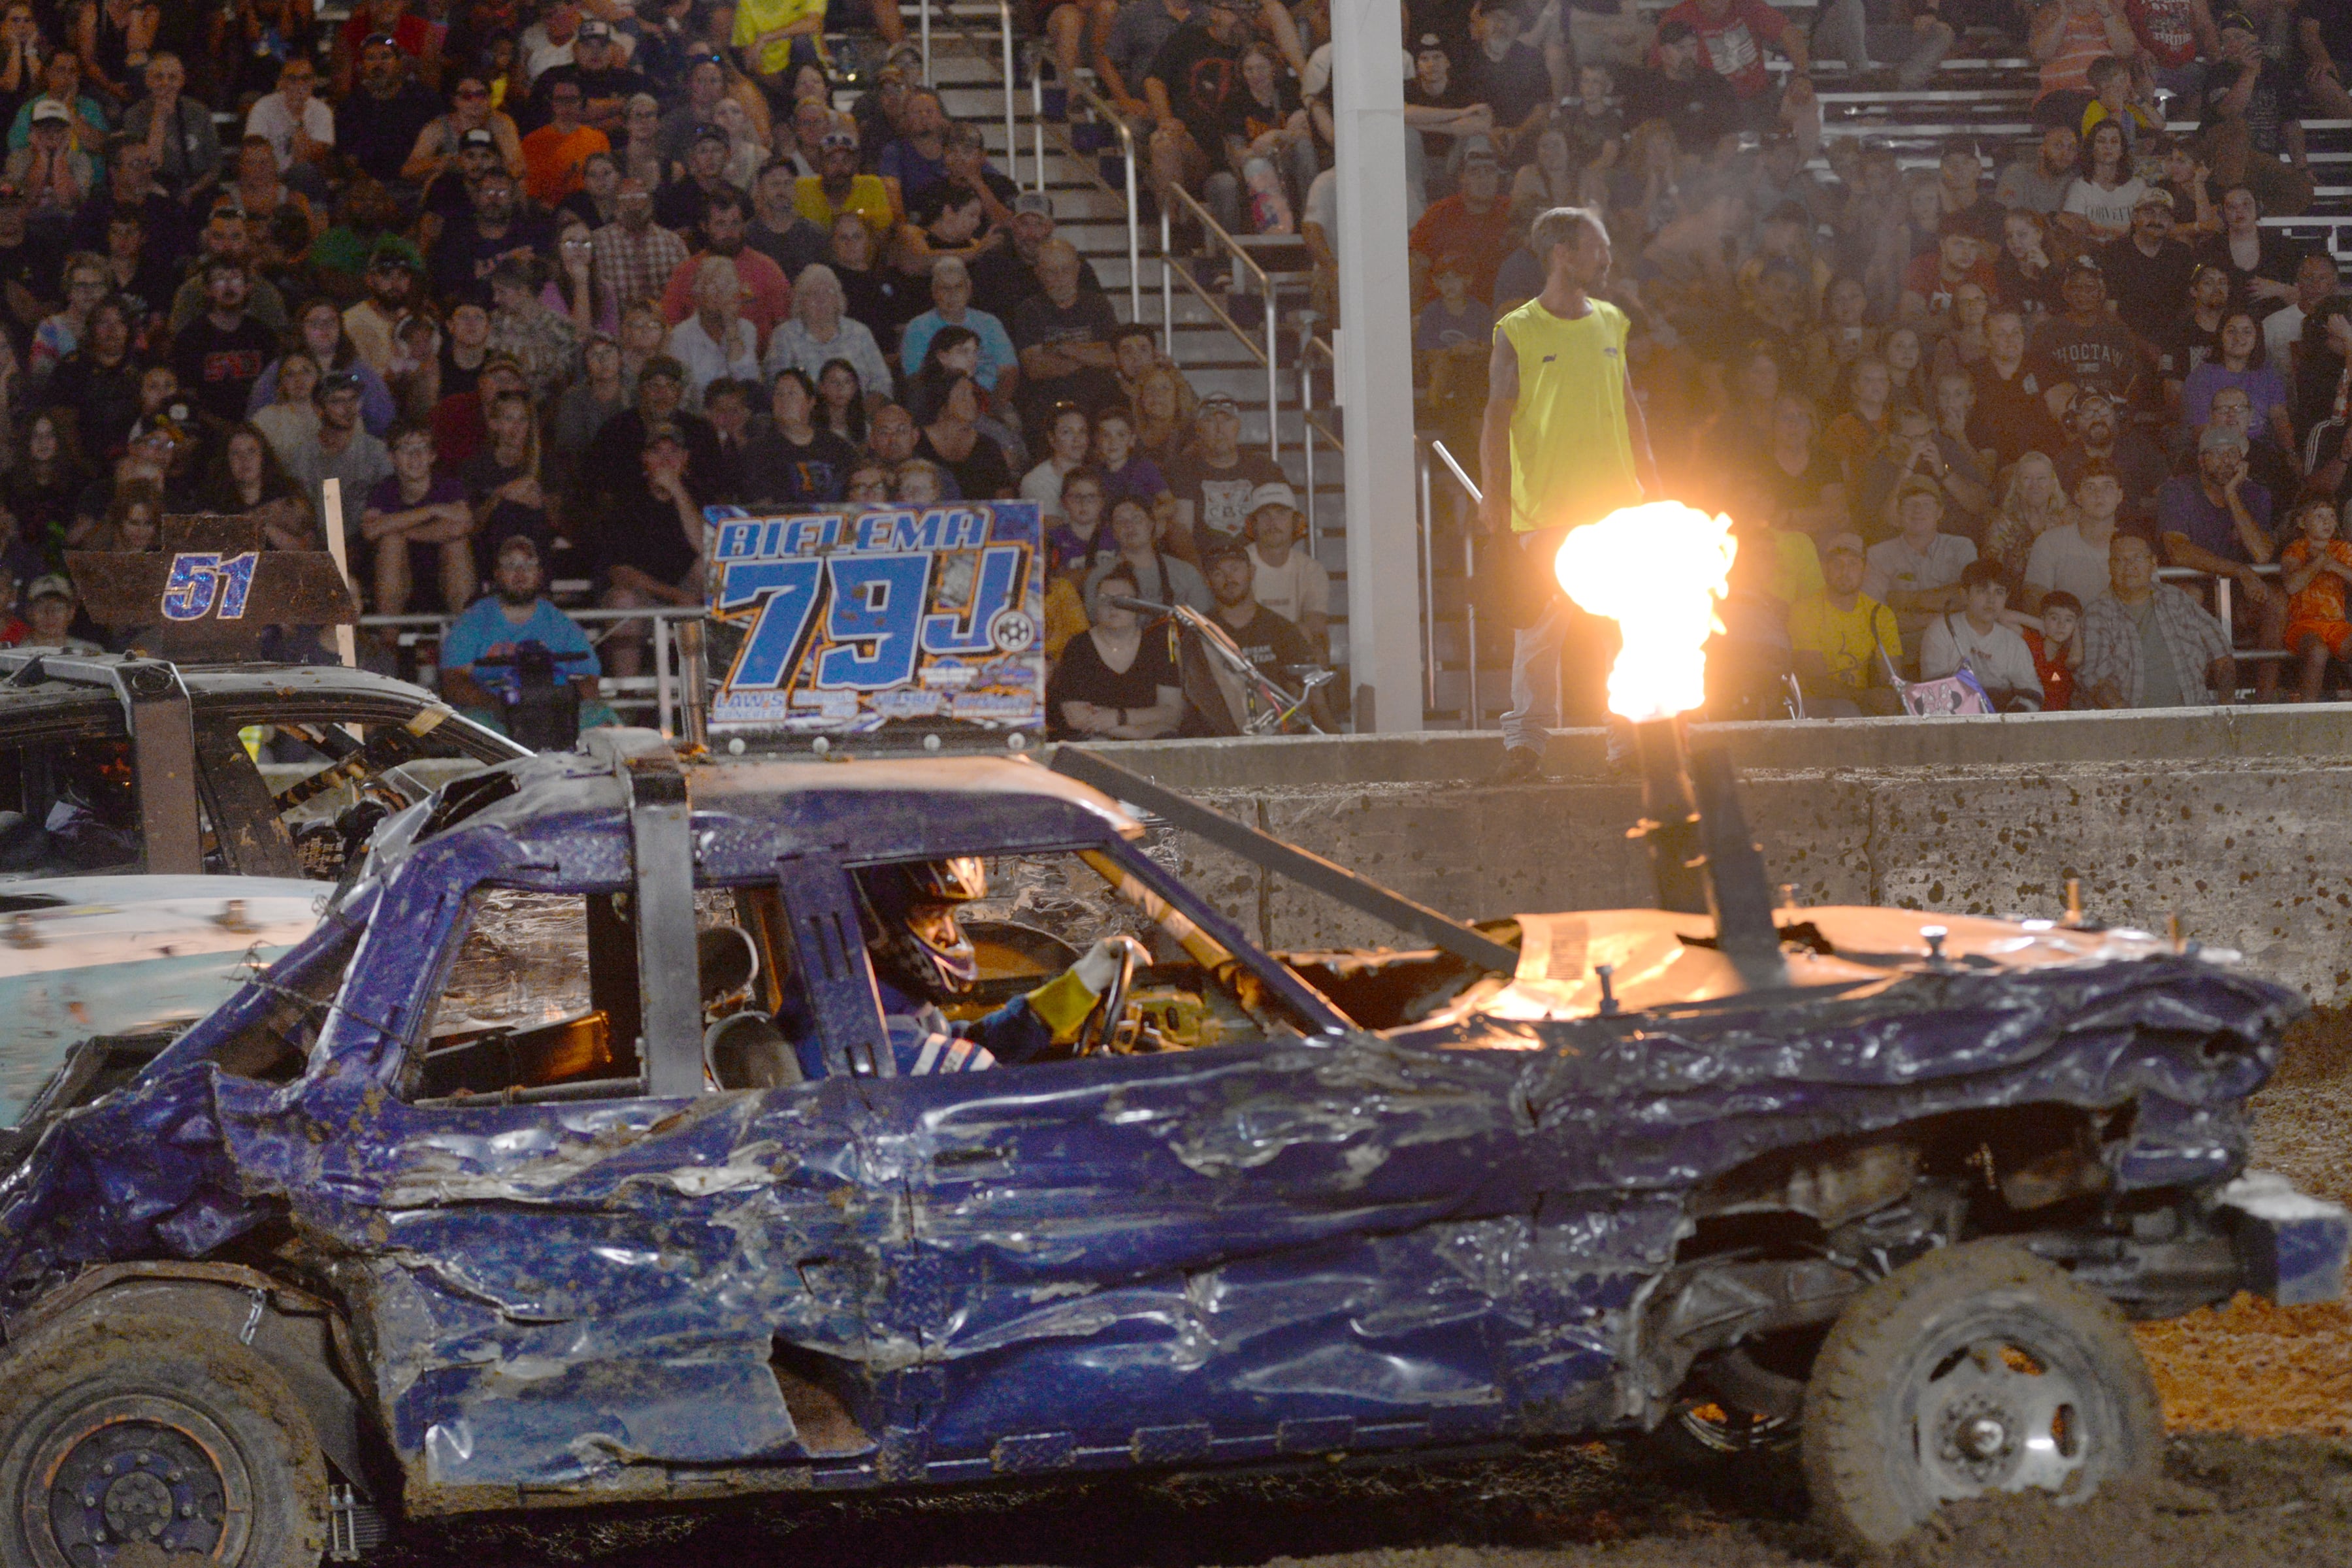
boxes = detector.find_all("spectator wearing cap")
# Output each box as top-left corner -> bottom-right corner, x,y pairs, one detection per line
485,255 -> 583,396
6,99 -> 89,216
1649,0 -> 1813,119
1615,18 -> 1739,155
168,254 -> 276,423
1011,236 -> 1123,433
1898,210 -> 1996,327
655,120 -> 738,235
7,51 -> 106,154
587,351 -> 725,495
587,416 -> 707,679
22,573 -> 99,652
968,189 -> 1103,321
415,123 -> 506,236
1863,472 -> 1978,653
1406,137 -> 1513,306
1400,33 -> 1495,209
1790,532 -> 1902,715
282,370 -> 394,538
651,54 -> 734,171
2192,12 -> 2315,219
2103,187 -> 2194,344
1243,480 -> 1328,653
310,180 -> 422,300
340,32 -> 442,188
519,0 -> 585,85
793,126 -> 896,242
659,189 -> 792,353
341,242 -> 424,375
120,54 -> 220,206
519,71 -> 609,204
1918,560 -> 2041,706
1143,0 -> 1248,221
2159,420 -> 2285,683
335,0 -> 438,96
244,56 -> 332,193
431,166 -> 553,308
587,175 -> 689,327
402,78 -> 527,199
2078,532 -> 2237,706
1166,392 -> 1284,557
527,19 -> 649,141
902,255 -> 1020,398
2053,387 -> 2165,531
441,534 -> 616,734
1185,532 -> 1324,734
2027,257 -> 2140,410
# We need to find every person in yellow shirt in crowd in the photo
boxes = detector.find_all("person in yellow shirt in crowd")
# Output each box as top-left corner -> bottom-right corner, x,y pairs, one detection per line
732,0 -> 829,97
1789,532 -> 1904,715
794,128 -> 900,239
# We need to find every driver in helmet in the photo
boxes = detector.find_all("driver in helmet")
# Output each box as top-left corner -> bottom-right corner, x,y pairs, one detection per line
791,856 -> 1149,1078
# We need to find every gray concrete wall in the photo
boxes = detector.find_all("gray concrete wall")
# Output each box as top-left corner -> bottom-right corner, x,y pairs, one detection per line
1081,714 -> 2352,1004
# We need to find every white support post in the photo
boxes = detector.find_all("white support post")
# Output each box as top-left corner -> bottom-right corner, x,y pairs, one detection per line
319,478 -> 357,671
1331,0 -> 1424,733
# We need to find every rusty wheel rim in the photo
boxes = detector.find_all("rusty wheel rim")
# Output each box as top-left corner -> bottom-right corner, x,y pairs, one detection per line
26,1394 -> 253,1567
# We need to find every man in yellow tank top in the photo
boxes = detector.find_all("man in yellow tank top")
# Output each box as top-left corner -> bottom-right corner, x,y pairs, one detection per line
1478,205 -> 1658,781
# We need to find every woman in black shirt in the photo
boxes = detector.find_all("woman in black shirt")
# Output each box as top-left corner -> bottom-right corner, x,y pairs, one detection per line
1046,564 -> 1184,740
911,367 -> 1016,499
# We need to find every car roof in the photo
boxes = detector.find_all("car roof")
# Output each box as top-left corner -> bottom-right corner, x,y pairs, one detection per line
394,744 -> 1143,888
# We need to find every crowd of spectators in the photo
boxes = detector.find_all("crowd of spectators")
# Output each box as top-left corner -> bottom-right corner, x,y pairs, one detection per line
1382,0 -> 2352,716
0,0 -> 1353,740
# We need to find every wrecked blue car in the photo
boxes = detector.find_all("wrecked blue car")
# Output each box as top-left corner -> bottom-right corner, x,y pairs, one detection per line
0,728 -> 2339,1565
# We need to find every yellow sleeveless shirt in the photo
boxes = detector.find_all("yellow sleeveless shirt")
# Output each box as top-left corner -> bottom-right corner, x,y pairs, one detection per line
1498,296 -> 1642,534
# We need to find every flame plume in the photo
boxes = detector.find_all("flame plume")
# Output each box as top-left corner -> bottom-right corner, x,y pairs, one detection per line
1553,503 -> 1737,725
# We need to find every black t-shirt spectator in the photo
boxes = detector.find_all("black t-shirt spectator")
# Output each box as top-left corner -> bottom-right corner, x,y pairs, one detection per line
2192,230 -> 2310,312
654,176 -> 723,237
742,423 -> 859,506
1218,77 -> 1301,153
1403,68 -> 1482,163
1616,65 -> 1739,153
2153,312 -> 2223,384
1011,288 -> 1124,414
838,261 -> 924,342
2204,55 -> 2293,156
46,351 -> 143,455
340,82 -> 444,185
917,428 -> 1015,499
1168,448 -> 1285,554
584,407 -> 723,500
1047,623 -> 1181,740
1147,20 -> 1243,148
1470,39 -> 1550,129
969,244 -> 1103,323
457,448 -> 554,564
1405,0 -> 1478,57
1968,359 -> 2064,465
1213,602 -> 1314,674
749,214 -> 833,282
429,213 -> 553,307
2028,314 -> 2141,400
69,191 -> 189,265
170,314 -> 276,425
2102,237 -> 2196,344
590,476 -> 702,587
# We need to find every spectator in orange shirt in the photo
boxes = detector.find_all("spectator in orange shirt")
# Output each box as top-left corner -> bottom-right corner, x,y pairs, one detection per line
519,76 -> 610,204
2281,495 -> 2352,702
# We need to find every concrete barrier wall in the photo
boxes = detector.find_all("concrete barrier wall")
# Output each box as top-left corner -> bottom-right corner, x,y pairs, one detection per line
1085,713 -> 2352,1005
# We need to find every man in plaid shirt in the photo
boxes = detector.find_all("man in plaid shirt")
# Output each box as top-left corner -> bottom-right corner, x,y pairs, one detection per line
588,176 -> 689,323
2079,534 -> 2238,708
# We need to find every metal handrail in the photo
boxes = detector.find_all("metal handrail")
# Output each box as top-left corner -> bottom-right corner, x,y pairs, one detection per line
1041,73 -> 1142,321
363,604 -> 711,736
998,0 -> 1021,189
1423,436 -> 1482,727
1158,182 -> 1280,462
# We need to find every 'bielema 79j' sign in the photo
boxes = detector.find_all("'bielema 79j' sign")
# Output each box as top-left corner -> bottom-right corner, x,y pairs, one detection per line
703,502 -> 1046,736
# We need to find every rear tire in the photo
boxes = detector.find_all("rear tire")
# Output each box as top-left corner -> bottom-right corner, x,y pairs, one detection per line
1800,1240 -> 2160,1554
0,1309 -> 330,1567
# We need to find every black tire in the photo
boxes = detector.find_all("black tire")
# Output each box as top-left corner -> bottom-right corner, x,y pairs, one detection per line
1800,1239 -> 2161,1554
0,1309 -> 330,1567
1647,1397 -> 1801,1473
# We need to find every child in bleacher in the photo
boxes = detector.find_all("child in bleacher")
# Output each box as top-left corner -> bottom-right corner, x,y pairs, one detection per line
2280,497 -> 2352,703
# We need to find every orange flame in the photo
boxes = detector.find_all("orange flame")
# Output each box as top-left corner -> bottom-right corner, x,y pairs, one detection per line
1553,502 -> 1737,724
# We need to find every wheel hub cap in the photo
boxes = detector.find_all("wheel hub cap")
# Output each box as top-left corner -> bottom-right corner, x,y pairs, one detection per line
1916,1341 -> 2087,1501
27,1398 -> 251,1568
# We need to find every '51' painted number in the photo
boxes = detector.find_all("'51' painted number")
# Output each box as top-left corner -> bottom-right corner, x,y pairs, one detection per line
161,552 -> 260,622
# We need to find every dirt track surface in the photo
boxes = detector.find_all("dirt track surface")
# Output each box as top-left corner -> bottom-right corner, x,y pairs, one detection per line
377,1017 -> 2352,1568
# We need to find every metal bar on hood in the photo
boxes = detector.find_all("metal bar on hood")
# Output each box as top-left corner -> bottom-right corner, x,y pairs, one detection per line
1049,745 -> 1519,973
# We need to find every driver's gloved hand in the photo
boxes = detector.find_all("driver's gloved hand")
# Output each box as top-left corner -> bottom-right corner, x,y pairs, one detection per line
1073,933 -> 1151,994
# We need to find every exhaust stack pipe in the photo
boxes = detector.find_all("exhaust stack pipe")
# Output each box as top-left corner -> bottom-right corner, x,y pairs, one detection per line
1627,721 -> 1789,989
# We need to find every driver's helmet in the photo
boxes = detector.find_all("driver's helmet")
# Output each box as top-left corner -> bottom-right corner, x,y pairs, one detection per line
855,856 -> 987,1002
57,740 -> 136,830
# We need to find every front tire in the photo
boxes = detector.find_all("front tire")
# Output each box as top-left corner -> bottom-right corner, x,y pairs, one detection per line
1800,1240 -> 2161,1554
0,1309 -> 330,1567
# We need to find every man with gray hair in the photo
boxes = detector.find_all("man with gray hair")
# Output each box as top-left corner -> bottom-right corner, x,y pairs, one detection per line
669,253 -> 762,408
901,255 -> 1020,394
1480,204 -> 1658,782
1011,237 -> 1122,430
